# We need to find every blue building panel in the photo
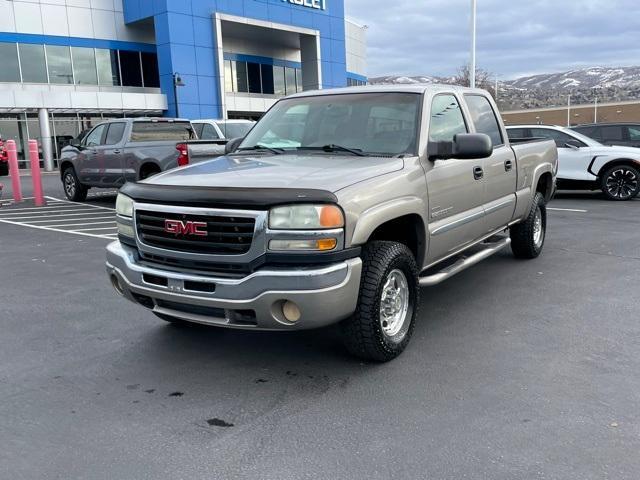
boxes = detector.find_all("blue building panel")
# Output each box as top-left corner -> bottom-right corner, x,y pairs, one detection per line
123,0 -> 349,118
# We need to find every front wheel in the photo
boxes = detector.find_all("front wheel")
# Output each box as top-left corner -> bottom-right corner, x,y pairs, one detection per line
341,241 -> 419,362
600,164 -> 640,201
62,167 -> 88,202
510,191 -> 546,259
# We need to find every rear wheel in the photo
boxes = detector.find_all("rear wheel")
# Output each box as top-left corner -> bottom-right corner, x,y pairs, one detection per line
62,167 -> 88,202
600,164 -> 640,201
510,191 -> 546,259
341,241 -> 419,362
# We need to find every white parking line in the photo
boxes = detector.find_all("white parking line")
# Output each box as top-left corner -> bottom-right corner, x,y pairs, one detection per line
0,208 -> 101,218
0,195 -> 118,239
28,216 -> 115,224
548,207 -> 588,213
75,226 -> 118,232
45,221 -> 117,228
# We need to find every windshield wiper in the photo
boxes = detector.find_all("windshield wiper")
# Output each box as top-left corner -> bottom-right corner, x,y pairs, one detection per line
236,145 -> 284,155
297,145 -> 366,156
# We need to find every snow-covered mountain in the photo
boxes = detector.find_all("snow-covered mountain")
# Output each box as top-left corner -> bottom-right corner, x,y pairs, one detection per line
369,66 -> 640,110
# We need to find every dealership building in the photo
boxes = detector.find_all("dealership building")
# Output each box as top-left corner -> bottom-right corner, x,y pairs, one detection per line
0,0 -> 367,167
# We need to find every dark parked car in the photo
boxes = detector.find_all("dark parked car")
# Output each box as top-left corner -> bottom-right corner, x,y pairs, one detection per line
571,123 -> 640,148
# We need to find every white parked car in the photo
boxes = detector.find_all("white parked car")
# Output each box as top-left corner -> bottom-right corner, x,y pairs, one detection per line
507,125 -> 640,200
191,119 -> 255,141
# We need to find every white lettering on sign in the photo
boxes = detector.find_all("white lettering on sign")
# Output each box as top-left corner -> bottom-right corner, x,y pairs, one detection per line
282,0 -> 326,11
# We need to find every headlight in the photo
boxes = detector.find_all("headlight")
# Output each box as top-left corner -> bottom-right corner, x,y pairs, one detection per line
115,193 -> 133,218
269,204 -> 344,230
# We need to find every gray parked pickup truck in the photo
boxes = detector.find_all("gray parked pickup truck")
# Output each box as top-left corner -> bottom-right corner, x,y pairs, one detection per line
58,118 -> 224,201
107,85 -> 557,361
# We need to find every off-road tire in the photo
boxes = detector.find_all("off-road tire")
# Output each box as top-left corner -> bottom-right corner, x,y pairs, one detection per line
62,166 -> 88,202
599,164 -> 640,201
341,241 -> 419,362
510,191 -> 546,259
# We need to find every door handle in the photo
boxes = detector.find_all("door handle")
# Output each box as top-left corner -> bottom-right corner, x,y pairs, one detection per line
473,166 -> 484,180
505,159 -> 513,172
113,150 -> 122,154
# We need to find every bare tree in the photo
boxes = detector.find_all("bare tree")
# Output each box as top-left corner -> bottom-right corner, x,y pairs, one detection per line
452,65 -> 497,98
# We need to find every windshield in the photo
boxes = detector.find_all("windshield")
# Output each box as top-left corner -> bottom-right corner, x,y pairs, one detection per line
239,92 -> 421,156
217,122 -> 254,139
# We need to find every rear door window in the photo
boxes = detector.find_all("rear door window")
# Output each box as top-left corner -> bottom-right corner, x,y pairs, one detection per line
104,122 -> 126,145
506,128 -> 528,139
464,94 -> 503,146
192,123 -> 204,138
626,126 -> 640,141
201,124 -> 220,140
600,126 -> 624,142
129,122 -> 194,142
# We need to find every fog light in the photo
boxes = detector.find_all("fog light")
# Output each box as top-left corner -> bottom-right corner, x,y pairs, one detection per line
282,301 -> 301,323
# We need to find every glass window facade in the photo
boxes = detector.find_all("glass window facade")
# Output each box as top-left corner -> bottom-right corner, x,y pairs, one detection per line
347,77 -> 367,87
224,57 -> 303,97
72,47 -> 97,85
46,45 -> 73,84
96,49 -> 120,86
19,44 -> 47,83
0,43 -> 20,82
0,42 -> 157,88
119,50 -> 143,87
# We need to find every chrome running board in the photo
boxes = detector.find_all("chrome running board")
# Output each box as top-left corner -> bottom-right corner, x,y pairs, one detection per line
419,236 -> 511,287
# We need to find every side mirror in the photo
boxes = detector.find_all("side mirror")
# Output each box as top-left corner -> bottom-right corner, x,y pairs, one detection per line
564,140 -> 581,150
225,137 -> 243,155
428,133 -> 493,160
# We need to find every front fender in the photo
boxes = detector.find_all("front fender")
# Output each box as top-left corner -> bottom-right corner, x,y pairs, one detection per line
349,196 -> 428,246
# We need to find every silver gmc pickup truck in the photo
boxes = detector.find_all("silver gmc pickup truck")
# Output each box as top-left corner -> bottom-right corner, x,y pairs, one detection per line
107,85 -> 557,361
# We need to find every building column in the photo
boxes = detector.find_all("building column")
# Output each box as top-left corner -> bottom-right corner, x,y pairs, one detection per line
300,34 -> 322,90
38,108 -> 54,171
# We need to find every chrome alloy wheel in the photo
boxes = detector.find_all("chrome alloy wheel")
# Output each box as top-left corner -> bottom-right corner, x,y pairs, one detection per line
379,269 -> 410,338
532,206 -> 544,249
64,172 -> 76,198
605,168 -> 638,200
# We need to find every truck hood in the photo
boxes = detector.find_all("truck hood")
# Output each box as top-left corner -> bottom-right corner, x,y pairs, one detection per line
146,153 -> 404,193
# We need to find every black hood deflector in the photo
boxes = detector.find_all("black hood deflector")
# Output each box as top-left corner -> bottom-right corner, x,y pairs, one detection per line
119,182 -> 338,209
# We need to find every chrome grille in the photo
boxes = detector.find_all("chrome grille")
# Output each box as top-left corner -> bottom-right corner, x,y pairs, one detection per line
136,210 -> 256,255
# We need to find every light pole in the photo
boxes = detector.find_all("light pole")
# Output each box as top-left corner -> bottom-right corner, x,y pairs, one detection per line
567,94 -> 571,127
470,0 -> 477,88
594,97 -> 598,123
172,73 -> 185,118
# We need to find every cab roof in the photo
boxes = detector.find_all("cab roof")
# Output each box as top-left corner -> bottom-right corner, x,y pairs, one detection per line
287,83 -> 490,99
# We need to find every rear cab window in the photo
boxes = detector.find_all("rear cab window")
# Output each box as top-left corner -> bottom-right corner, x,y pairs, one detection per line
129,121 -> 194,142
464,94 -> 503,146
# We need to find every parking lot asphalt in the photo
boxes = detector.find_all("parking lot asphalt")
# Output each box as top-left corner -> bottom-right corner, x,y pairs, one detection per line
1,174 -> 639,479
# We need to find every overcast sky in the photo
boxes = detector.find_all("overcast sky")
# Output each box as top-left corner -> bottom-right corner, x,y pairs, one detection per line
345,0 -> 640,80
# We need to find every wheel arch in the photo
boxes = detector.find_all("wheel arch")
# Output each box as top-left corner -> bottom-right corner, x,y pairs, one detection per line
59,159 -> 75,179
357,212 -> 427,268
535,171 -> 554,202
594,158 -> 640,178
138,160 -> 161,180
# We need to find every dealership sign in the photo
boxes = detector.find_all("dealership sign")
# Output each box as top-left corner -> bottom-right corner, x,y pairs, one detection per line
283,0 -> 326,10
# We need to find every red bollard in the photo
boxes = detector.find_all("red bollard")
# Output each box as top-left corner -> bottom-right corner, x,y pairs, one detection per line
28,140 -> 45,207
6,140 -> 22,203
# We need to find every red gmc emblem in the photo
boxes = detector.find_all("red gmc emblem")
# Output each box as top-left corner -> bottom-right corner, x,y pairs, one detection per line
164,219 -> 207,237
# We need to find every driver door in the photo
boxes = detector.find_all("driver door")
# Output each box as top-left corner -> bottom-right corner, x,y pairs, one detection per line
424,94 -> 486,263
77,124 -> 107,185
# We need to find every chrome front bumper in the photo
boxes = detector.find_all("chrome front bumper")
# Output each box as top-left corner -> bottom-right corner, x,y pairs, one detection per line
105,241 -> 362,330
